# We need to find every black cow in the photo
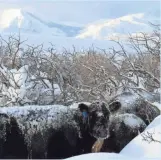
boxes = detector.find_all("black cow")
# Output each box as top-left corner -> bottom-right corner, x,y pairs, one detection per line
92,91 -> 160,154
0,102 -> 110,159
108,92 -> 160,125
0,113 -> 28,159
100,113 -> 146,153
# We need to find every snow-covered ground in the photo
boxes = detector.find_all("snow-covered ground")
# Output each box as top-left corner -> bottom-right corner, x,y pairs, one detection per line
65,103 -> 161,160
65,153 -> 132,160
121,115 -> 161,159
152,102 -> 161,111
64,152 -> 148,160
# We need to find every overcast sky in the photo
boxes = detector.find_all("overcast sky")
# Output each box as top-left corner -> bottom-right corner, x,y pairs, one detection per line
0,0 -> 160,26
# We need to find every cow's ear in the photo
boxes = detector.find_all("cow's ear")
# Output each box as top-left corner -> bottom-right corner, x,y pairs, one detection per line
78,103 -> 89,118
109,101 -> 121,112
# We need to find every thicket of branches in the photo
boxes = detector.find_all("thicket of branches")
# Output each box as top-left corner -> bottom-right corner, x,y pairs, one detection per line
0,23 -> 160,107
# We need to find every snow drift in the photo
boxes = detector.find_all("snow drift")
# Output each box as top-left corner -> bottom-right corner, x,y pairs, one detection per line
120,114 -> 161,159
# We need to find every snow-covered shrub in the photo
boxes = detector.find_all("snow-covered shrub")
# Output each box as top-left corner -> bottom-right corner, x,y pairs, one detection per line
0,63 -> 61,106
0,23 -> 160,106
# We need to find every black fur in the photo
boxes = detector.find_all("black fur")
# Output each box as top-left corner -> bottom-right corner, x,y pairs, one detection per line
108,92 -> 160,125
0,102 -> 110,159
0,114 -> 28,159
100,113 -> 146,153
96,91 -> 159,153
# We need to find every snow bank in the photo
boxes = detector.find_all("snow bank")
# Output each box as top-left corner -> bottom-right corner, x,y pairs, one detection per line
64,152 -> 150,160
65,153 -> 133,160
145,115 -> 161,130
152,102 -> 161,111
120,115 -> 161,159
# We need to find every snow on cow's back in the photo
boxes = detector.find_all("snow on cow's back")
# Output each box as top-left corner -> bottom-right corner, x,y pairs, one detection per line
0,105 -> 68,117
69,102 -> 91,109
0,105 -> 80,150
110,113 -> 146,129
123,114 -> 145,128
0,105 -> 74,133
110,92 -> 139,109
110,91 -> 159,109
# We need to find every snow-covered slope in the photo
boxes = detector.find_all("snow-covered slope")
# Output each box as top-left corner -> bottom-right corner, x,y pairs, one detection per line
65,153 -> 132,160
76,13 -> 152,40
0,10 -> 153,40
0,9 -> 156,49
64,152 -> 147,160
120,114 -> 161,159
0,9 -> 82,37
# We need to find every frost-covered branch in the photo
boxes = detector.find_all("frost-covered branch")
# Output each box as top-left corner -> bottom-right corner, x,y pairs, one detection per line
142,131 -> 161,144
0,23 -> 159,106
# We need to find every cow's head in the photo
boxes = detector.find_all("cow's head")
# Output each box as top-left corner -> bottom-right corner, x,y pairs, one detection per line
78,101 -> 110,139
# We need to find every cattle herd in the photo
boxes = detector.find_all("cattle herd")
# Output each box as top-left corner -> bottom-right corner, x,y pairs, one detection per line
0,91 -> 160,159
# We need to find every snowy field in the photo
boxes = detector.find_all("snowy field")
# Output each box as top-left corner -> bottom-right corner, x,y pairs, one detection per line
65,103 -> 161,160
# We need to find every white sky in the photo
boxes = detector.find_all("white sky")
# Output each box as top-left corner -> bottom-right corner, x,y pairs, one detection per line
0,0 -> 160,26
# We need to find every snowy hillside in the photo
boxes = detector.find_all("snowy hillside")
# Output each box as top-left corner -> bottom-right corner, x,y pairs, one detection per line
0,9 -> 157,50
0,9 -> 82,37
76,13 -> 152,40
0,9 -> 154,43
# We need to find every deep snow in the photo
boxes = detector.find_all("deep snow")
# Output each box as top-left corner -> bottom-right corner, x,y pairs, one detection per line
65,152 -> 144,160
121,116 -> 161,158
